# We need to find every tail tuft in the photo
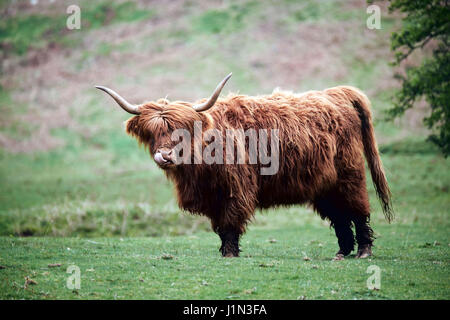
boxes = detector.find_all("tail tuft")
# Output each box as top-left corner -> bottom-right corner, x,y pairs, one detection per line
341,87 -> 394,222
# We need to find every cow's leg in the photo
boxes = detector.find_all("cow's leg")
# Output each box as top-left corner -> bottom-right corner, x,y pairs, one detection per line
331,217 -> 355,260
211,218 -> 243,258
218,228 -> 241,258
353,215 -> 374,259
314,192 -> 355,260
211,190 -> 254,257
336,174 -> 373,259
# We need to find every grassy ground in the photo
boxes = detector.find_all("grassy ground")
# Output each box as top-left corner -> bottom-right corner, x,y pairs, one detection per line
0,0 -> 449,299
0,221 -> 448,300
1,148 -> 448,300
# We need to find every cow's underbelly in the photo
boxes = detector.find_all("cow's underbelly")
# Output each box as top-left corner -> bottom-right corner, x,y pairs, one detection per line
256,178 -> 311,208
256,190 -> 308,208
255,165 -> 337,209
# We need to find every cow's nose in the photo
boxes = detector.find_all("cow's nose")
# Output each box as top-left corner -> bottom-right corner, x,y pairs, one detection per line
161,149 -> 173,161
154,149 -> 173,165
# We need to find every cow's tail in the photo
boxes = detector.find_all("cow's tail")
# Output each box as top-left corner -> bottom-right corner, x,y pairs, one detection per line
340,86 -> 394,222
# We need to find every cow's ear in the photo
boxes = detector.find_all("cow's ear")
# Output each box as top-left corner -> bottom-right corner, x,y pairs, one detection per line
125,116 -> 141,138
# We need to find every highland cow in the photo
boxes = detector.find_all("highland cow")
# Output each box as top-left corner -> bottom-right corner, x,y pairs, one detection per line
96,73 -> 393,260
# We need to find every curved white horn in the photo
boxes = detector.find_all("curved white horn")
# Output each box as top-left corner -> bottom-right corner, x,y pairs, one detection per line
192,73 -> 232,112
95,86 -> 141,115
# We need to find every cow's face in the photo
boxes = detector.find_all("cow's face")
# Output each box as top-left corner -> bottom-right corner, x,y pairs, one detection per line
95,73 -> 231,170
125,101 -> 203,170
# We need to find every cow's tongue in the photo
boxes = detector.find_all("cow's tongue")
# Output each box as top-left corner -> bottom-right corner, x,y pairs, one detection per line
154,153 -> 167,165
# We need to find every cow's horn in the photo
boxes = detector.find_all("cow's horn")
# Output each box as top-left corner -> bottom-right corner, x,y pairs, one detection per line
192,73 -> 232,112
95,86 -> 141,115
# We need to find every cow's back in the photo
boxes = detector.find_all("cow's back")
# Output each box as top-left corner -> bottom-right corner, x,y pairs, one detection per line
210,89 -> 363,208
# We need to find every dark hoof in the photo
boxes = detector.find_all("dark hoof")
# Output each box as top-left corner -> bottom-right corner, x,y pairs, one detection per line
220,244 -> 240,258
223,252 -> 239,258
356,244 -> 372,259
332,253 -> 345,261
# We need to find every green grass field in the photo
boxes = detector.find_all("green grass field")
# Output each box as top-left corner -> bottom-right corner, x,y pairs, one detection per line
0,0 -> 449,300
1,151 -> 449,299
1,222 -> 448,300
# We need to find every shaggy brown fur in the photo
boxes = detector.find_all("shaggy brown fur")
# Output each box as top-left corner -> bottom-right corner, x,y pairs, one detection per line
125,86 -> 393,258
